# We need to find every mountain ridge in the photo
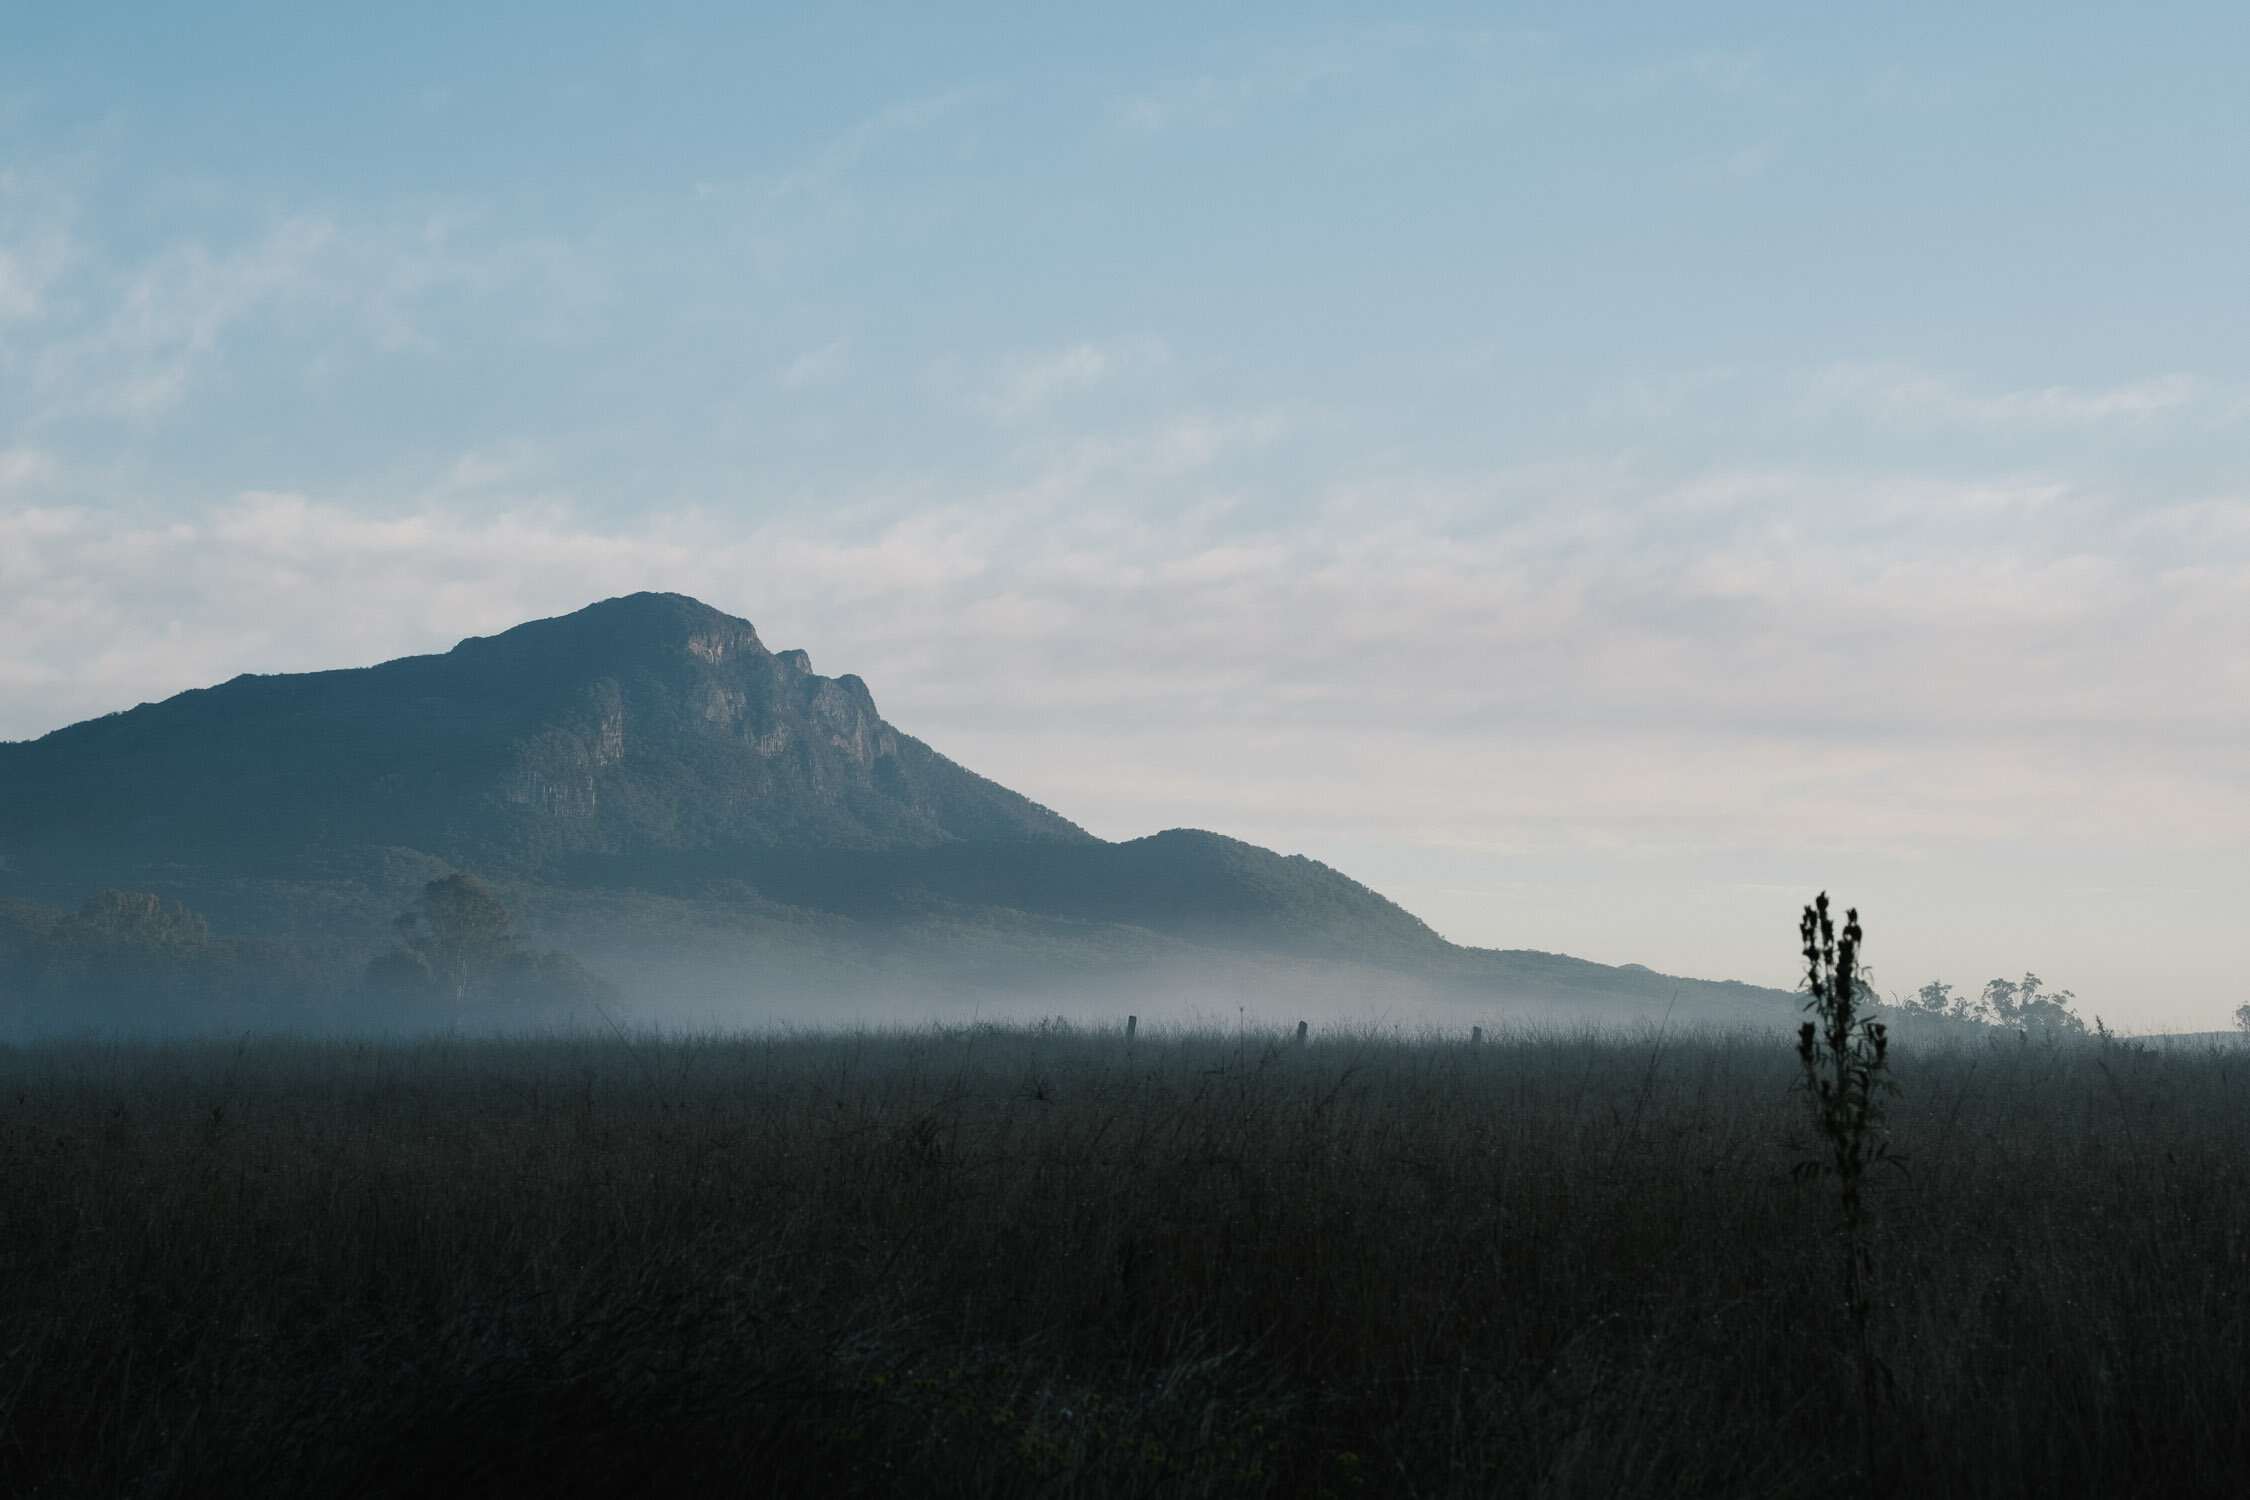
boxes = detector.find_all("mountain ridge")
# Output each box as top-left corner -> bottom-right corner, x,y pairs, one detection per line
2,593 -> 1090,869
0,593 -> 1797,1020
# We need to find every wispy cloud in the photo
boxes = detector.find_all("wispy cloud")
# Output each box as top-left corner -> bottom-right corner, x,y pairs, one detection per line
7,446 -> 2245,848
0,232 -> 64,326
0,165 -> 77,332
965,338 -> 1167,424
1112,36 -> 1383,134
1811,365 -> 2204,431
1681,141 -> 1780,185
778,339 -> 851,392
1579,364 -> 2223,448
0,188 -> 597,429
1472,40 -> 1769,110
772,91 -> 970,197
29,216 -> 340,418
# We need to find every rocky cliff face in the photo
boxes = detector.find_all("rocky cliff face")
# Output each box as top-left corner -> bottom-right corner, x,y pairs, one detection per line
0,593 -> 1091,889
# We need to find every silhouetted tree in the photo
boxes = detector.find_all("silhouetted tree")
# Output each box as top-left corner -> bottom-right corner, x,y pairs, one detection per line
1981,972 -> 2087,1035
386,875 -> 517,1004
1900,980 -> 1966,1020
1895,973 -> 2088,1033
366,874 -> 618,1017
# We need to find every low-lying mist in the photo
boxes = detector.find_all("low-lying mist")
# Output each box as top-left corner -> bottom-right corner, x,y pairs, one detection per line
2,877 -> 1786,1040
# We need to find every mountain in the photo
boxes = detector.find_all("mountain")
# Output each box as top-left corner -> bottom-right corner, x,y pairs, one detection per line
2,592 -> 1083,869
0,593 -> 1794,1021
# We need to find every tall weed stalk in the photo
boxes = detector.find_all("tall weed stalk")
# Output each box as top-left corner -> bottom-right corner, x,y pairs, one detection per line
1794,892 -> 1897,1473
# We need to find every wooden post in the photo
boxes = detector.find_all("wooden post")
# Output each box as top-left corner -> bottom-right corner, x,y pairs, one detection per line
1295,1020 -> 1308,1047
1126,1014 -> 1137,1042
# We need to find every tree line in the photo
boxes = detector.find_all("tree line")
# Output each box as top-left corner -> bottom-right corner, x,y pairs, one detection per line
0,875 -> 613,1032
1891,973 -> 2090,1034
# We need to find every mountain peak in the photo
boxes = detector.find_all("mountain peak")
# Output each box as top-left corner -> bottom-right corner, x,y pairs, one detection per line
0,594 -> 1093,895
453,593 -> 772,671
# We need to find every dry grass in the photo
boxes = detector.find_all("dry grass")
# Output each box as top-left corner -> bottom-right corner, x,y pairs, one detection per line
0,1022 -> 2243,1497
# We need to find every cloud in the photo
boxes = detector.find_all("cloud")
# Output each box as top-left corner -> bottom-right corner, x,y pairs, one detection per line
0,164 -> 78,332
27,217 -> 342,418
0,231 -> 63,326
1573,364 -> 2227,464
778,339 -> 851,392
6,445 -> 2246,855
1681,141 -> 1779,185
772,91 -> 970,197
1111,29 -> 1765,138
1809,365 -> 2204,432
0,160 -> 597,432
1112,35 -> 1381,135
966,339 -> 1167,423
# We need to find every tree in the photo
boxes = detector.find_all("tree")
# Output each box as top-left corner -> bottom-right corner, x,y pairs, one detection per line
1980,972 -> 2087,1035
366,874 -> 618,1017
386,874 -> 516,1004
1885,972 -> 2092,1034
1899,980 -> 1959,1018
35,891 -> 215,1002
15,892 -> 352,1027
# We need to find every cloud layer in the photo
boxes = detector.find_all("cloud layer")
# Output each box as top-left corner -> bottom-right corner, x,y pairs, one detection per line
8,435 -> 2245,876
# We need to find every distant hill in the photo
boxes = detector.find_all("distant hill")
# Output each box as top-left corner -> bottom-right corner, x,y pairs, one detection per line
0,593 -> 1796,1022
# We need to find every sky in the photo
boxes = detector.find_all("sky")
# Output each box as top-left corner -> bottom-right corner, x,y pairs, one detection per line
3,3 -> 2248,1029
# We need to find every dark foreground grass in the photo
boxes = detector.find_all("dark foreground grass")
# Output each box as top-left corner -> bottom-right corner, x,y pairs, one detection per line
0,1023 -> 2244,1498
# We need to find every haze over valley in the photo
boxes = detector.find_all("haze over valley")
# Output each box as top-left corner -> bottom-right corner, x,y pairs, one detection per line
0,591 -> 1795,1033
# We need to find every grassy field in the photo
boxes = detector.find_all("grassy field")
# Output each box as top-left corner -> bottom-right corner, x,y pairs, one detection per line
0,1021 -> 2244,1497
